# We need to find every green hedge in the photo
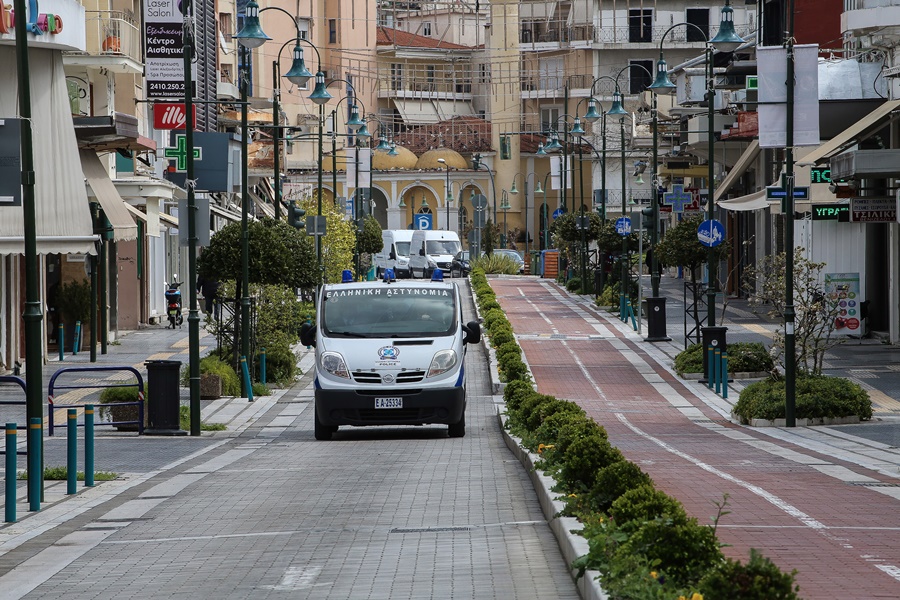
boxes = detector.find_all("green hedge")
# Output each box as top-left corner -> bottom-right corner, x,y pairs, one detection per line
674,342 -> 774,376
474,273 -> 800,599
733,374 -> 872,423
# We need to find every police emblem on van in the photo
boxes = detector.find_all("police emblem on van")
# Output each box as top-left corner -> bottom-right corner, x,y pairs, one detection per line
378,346 -> 399,360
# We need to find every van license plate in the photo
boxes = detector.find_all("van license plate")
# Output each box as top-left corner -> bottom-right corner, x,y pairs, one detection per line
375,397 -> 403,409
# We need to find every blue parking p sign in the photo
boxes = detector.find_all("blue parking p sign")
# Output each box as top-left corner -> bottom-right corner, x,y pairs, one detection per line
415,214 -> 433,230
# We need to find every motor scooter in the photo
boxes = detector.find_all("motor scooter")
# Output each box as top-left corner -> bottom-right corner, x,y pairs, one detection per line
164,277 -> 184,329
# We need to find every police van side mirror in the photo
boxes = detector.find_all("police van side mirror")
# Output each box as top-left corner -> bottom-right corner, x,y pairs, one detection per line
299,322 -> 317,348
463,321 -> 481,345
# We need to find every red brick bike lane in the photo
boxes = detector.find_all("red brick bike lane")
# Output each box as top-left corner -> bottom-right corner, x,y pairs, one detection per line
490,278 -> 900,599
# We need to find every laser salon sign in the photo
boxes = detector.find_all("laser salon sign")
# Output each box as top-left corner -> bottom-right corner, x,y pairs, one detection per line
0,0 -> 65,37
144,0 -> 195,100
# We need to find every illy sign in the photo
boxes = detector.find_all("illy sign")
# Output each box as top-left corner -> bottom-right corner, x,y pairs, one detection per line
154,103 -> 197,130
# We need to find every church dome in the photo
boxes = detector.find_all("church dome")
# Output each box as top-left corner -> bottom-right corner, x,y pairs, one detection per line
415,147 -> 468,170
372,145 -> 418,170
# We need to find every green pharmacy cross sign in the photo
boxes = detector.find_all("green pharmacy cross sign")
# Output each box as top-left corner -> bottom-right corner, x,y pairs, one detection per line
164,134 -> 203,172
662,184 -> 694,213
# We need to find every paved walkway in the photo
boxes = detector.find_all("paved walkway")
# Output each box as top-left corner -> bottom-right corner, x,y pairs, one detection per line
490,275 -> 900,599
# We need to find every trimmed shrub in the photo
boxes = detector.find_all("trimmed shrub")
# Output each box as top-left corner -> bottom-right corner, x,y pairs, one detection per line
503,379 -> 536,414
488,325 -> 514,348
98,381 -> 146,428
566,277 -> 582,292
608,485 -> 688,534
573,460 -> 654,515
527,409 -> 588,448
733,374 -> 872,423
509,392 -> 559,427
675,342 -> 774,376
697,548 -> 801,600
254,339 -> 298,385
496,341 -> 522,362
522,398 -> 583,432
557,434 -> 624,493
482,308 -> 507,329
479,297 -> 502,313
498,353 -> 529,382
616,518 -> 723,590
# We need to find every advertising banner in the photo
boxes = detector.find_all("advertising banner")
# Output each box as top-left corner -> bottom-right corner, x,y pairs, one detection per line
145,0 -> 194,99
824,272 -> 863,336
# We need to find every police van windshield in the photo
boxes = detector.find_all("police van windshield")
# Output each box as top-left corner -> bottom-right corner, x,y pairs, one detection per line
426,239 -> 461,256
395,242 -> 411,257
322,287 -> 457,337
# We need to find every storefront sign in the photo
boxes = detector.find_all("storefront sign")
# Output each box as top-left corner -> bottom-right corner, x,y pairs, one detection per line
851,197 -> 895,223
144,0 -> 192,99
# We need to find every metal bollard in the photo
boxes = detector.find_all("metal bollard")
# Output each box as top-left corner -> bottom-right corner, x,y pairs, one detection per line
722,353 -> 729,399
241,356 -> 254,403
58,324 -> 65,361
28,418 -> 41,512
73,321 -> 81,355
305,315 -> 313,349
67,409 -> 77,494
84,405 -> 94,487
260,348 -> 267,385
707,346 -> 714,389
714,348 -> 722,394
5,423 -> 15,523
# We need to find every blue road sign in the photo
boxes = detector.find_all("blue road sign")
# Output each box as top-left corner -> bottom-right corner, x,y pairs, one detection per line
552,208 -> 565,219
697,219 -> 725,247
615,217 -> 632,236
766,186 -> 809,200
415,214 -> 433,230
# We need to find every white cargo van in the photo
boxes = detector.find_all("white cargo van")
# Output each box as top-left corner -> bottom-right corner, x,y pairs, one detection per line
300,275 -> 481,440
373,230 -> 414,278
408,230 -> 461,279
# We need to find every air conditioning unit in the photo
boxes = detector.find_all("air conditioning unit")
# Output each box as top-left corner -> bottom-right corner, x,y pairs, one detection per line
676,72 -> 728,109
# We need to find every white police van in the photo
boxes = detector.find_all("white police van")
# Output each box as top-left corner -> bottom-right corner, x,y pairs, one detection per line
300,269 -> 481,440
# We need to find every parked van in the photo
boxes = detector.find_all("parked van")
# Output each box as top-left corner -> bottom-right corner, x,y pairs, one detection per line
408,230 -> 462,279
373,230 -> 414,278
300,273 -> 481,440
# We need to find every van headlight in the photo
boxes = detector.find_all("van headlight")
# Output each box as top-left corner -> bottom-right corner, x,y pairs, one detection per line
321,352 -> 350,378
427,349 -> 457,377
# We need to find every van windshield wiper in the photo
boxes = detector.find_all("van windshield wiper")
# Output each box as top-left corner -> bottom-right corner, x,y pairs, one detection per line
326,330 -> 368,338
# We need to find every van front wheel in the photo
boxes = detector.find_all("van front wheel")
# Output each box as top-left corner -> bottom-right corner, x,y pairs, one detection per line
314,409 -> 336,440
448,412 -> 465,438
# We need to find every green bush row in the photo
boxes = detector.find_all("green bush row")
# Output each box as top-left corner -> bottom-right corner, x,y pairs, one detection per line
471,269 -> 531,384
472,277 -> 801,600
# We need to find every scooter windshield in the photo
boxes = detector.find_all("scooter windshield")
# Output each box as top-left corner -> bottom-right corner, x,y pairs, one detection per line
322,287 -> 457,338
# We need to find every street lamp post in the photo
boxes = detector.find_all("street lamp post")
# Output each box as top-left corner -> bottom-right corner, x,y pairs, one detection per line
472,153 -> 496,251
648,1 -> 744,332
437,158 -> 452,231
500,191 -> 511,248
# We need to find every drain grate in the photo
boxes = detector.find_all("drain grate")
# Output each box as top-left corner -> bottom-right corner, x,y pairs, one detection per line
390,526 -> 472,534
847,482 -> 900,488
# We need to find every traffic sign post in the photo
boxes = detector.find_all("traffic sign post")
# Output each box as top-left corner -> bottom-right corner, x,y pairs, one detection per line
697,219 -> 725,248
615,217 -> 632,236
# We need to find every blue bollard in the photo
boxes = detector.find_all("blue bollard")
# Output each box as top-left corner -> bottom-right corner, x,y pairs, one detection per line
67,409 -> 77,495
260,348 -> 267,385
714,348 -> 722,394
241,357 -> 254,402
5,423 -> 15,523
28,418 -> 41,512
722,353 -> 729,399
707,347 -> 714,389
84,405 -> 94,487
58,324 -> 65,361
73,321 -> 81,355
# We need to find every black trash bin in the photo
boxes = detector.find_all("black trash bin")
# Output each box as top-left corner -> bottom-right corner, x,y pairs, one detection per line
700,326 -> 728,384
145,360 -> 186,435
644,297 -> 671,342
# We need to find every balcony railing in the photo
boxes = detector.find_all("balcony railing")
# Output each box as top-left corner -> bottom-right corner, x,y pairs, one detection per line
376,75 -> 474,96
520,74 -> 592,93
81,11 -> 142,64
520,23 -> 754,46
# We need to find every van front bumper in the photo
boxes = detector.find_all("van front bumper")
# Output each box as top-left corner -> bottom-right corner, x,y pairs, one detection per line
315,387 -> 465,427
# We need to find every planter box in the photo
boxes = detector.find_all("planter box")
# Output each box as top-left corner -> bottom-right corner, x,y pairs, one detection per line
743,415 -> 862,427
200,374 -> 222,399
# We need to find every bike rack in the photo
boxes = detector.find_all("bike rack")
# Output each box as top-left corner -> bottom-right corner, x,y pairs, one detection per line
48,366 -> 145,436
0,376 -> 27,456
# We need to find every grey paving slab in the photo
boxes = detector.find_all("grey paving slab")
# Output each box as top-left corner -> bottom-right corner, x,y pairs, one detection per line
0,280 -> 581,600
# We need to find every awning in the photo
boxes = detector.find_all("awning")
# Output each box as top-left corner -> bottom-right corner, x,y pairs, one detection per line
715,140 -> 760,201
798,99 -> 900,166
395,100 -> 440,125
250,190 -> 275,219
659,164 -> 710,178
122,203 -> 148,222
80,150 -> 139,241
210,203 -> 242,222
718,190 -> 772,212
159,212 -> 179,227
433,101 -> 475,120
0,47 -> 96,255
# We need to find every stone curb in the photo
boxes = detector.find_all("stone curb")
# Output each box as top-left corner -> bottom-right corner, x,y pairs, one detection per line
497,410 -> 608,600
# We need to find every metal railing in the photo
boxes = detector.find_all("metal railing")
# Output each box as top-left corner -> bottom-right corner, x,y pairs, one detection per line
81,11 -> 142,64
520,23 -> 754,46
